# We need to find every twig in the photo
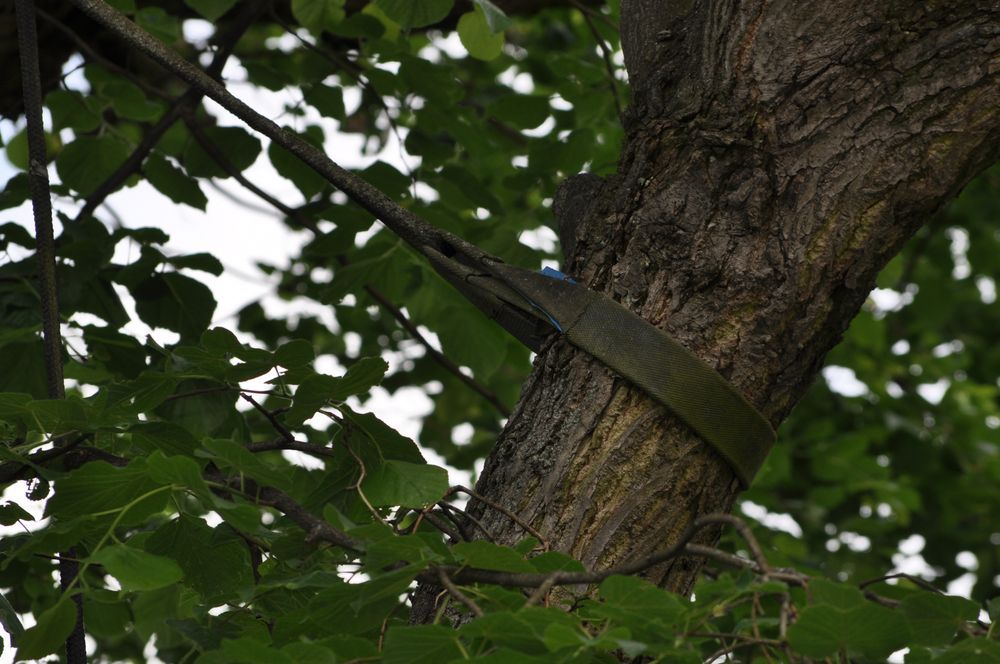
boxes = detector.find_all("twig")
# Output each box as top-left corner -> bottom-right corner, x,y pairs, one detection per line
438,501 -> 497,543
184,115 -> 511,417
437,567 -> 484,618
523,573 -> 559,607
568,0 -> 619,32
245,438 -> 337,459
35,6 -> 172,101
226,477 -> 363,552
576,4 -> 623,122
184,115 -> 309,226
343,441 -> 388,524
700,633 -> 783,663
416,513 -> 760,588
419,510 -> 463,542
858,572 -> 943,594
73,0 -> 264,222
362,286 -> 512,417
14,2 -> 86,660
705,513 -> 771,575
447,485 -> 546,547
240,393 -> 296,444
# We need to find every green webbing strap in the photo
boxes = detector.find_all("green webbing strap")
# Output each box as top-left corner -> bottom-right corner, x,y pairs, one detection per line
425,248 -> 776,487
565,295 -> 775,487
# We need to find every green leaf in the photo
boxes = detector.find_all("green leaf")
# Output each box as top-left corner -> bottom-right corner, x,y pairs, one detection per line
589,575 -> 685,633
47,89 -> 102,132
132,272 -> 217,340
169,252 -> 225,275
788,602 -> 911,660
0,590 -> 24,638
182,126 -> 261,177
930,639 -> 1000,663
900,592 -> 980,646
472,0 -> 511,31
275,339 -> 315,368
458,10 -> 505,60
15,600 -> 76,660
337,357 -> 390,397
292,0 -> 345,34
135,7 -> 180,42
362,460 -> 448,507
375,0 -> 453,28
145,515 -> 254,603
529,551 -> 585,574
56,136 -> 130,196
154,379 -> 238,438
542,622 -> 588,652
268,125 -> 328,198
381,625 -> 464,664
184,0 -> 238,21
0,341 -> 48,398
201,438 -> 291,490
145,153 -> 208,210
90,544 -> 184,591
146,452 -> 211,498
102,80 -> 163,121
130,421 -> 200,456
285,358 -> 388,425
0,501 -> 34,526
305,84 -> 346,120
435,305 -> 509,378
128,372 -> 179,412
46,460 -> 168,524
26,397 -> 91,431
452,540 -> 536,572
342,408 -> 425,463
490,95 -> 550,130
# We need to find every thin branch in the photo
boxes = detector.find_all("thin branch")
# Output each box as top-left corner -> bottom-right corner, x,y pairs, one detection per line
245,438 -> 337,459
437,567 -> 485,618
14,1 -> 85,659
227,477 -> 363,552
361,286 -> 511,417
438,501 -> 497,543
67,0 -> 481,256
240,393 -> 296,444
568,0 -> 619,32
35,6 -> 172,101
418,510 -> 464,542
523,574 -> 559,607
447,485 -> 547,548
418,514 -> 765,588
184,113 -> 511,417
576,4 -> 623,122
685,545 -> 806,586
858,572 -> 943,594
706,513 -> 771,575
73,0 -> 264,222
268,8 -> 416,181
184,115 -> 308,226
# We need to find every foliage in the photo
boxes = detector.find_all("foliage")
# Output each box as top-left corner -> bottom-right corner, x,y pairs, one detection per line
0,0 -> 996,661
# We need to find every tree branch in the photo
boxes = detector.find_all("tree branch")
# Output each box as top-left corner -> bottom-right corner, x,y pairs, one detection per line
437,567 -> 484,618
72,0 -> 264,222
182,114 -> 511,417
14,1 -> 85,659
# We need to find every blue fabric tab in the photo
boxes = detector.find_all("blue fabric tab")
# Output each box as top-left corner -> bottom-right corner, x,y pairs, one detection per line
540,266 -> 576,283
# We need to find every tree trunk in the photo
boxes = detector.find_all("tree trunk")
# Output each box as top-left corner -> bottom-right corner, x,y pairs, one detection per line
469,0 -> 1000,596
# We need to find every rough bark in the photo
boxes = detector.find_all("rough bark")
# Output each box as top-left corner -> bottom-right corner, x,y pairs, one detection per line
469,0 -> 1000,597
